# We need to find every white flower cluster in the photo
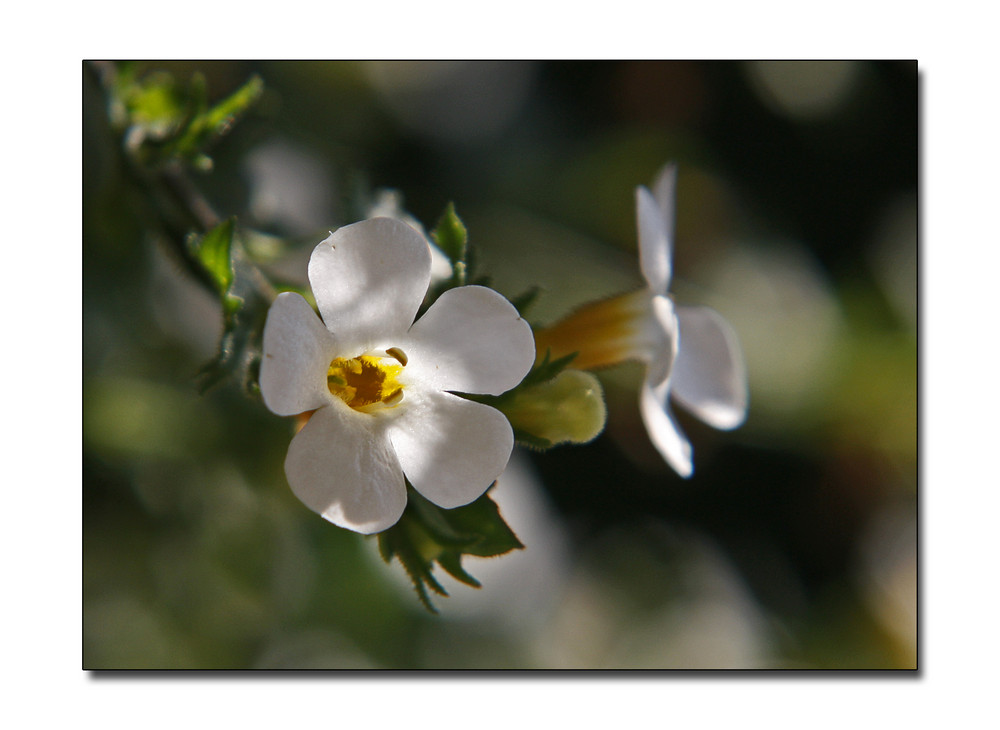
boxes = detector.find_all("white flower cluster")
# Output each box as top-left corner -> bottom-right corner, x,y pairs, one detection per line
260,164 -> 748,533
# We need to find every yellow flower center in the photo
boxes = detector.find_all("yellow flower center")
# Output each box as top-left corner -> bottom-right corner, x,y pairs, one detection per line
327,349 -> 407,412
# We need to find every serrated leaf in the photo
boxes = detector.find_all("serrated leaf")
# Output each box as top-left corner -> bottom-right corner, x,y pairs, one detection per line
438,491 -> 524,558
407,490 -> 480,548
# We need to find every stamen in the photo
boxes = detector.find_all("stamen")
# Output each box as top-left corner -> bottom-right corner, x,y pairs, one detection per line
327,354 -> 406,412
386,347 -> 408,366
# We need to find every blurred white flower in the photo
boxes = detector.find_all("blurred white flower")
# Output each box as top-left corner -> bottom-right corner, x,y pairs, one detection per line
244,139 -> 333,234
535,164 -> 747,476
259,218 -> 535,533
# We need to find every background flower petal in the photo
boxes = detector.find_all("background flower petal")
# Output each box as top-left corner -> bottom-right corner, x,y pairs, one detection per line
645,294 -> 680,387
308,217 -> 431,353
671,305 -> 749,430
651,162 -> 678,235
402,285 -> 535,396
259,292 -> 338,416
636,185 -> 673,295
639,379 -> 693,478
388,390 -> 514,509
285,406 -> 407,534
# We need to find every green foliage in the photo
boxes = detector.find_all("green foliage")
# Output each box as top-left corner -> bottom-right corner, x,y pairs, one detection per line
92,62 -> 273,396
90,61 -> 602,617
188,218 -> 237,310
173,75 -> 264,167
431,202 -> 468,287
377,487 -> 523,613
101,62 -> 263,171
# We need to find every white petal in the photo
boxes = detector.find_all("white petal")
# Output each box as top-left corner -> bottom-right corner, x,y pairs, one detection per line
672,306 -> 749,430
308,218 -> 431,353
365,189 -> 453,283
639,377 -> 693,478
402,285 -> 535,396
636,185 -> 673,295
259,292 -> 338,417
388,389 -> 514,509
651,162 -> 678,232
284,405 -> 407,534
645,294 -> 679,387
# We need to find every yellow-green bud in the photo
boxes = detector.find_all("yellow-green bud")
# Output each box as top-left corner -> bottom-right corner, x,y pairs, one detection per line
503,370 -> 607,446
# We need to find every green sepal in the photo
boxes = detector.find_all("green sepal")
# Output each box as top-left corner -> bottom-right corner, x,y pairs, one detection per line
511,428 -> 554,451
377,486 -> 523,613
521,349 -> 579,387
437,552 -> 482,588
377,524 -> 448,613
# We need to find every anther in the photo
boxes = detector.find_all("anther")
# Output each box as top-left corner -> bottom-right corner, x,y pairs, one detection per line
386,347 -> 408,366
382,388 -> 404,406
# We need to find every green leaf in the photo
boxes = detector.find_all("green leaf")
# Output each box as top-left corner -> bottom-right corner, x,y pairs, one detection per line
109,64 -> 263,169
188,217 -> 235,296
174,74 -> 264,159
122,70 -> 188,140
435,491 -> 524,558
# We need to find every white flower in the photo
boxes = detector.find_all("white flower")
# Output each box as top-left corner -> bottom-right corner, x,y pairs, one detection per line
535,164 -> 747,477
259,217 -> 535,533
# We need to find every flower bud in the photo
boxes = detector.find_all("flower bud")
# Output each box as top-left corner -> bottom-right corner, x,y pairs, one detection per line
503,370 -> 607,446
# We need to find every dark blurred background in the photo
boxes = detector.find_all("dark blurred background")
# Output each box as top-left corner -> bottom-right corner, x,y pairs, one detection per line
83,61 -> 916,669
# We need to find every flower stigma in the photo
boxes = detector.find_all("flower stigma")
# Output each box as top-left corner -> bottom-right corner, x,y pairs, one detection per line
327,352 -> 406,412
